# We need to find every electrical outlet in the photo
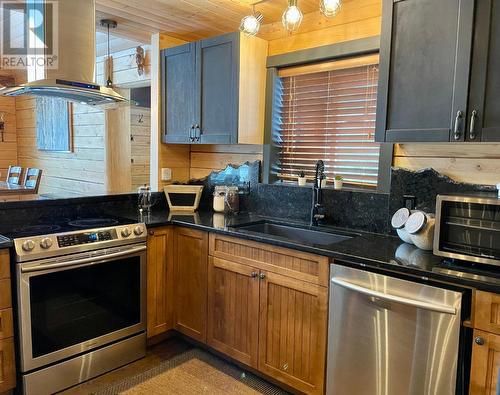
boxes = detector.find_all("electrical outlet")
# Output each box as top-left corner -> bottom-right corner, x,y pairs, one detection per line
161,168 -> 172,181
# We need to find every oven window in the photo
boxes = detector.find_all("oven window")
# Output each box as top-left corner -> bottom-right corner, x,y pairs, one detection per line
439,201 -> 500,260
29,257 -> 141,358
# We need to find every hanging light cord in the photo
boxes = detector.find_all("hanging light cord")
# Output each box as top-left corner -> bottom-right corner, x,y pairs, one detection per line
106,23 -> 112,87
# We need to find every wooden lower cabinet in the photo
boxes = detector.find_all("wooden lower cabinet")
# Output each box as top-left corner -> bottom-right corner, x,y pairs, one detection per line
173,227 -> 208,342
0,249 -> 15,393
0,337 -> 15,392
470,330 -> 500,394
207,234 -> 328,395
207,257 -> 260,368
258,271 -> 327,395
147,227 -> 174,338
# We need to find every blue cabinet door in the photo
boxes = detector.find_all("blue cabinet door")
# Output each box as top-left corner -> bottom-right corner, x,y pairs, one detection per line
162,43 -> 197,143
196,33 -> 239,144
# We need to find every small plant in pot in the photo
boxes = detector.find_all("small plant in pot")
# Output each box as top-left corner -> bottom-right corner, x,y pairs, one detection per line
334,175 -> 343,190
297,170 -> 307,187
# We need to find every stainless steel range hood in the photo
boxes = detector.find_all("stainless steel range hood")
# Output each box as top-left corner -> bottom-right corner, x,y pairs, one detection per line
1,0 -> 125,105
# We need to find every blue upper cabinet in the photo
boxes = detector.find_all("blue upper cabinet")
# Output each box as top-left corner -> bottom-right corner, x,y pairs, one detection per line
197,34 -> 239,144
162,43 -> 197,144
161,32 -> 268,145
375,0 -> 475,142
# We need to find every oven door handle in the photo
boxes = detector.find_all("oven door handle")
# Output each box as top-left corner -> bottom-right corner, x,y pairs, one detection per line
21,245 -> 147,273
331,278 -> 457,315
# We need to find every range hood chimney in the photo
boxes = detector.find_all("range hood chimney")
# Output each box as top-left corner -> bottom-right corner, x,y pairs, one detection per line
1,0 -> 125,105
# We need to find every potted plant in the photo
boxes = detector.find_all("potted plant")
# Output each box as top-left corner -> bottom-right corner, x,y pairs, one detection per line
298,170 -> 307,186
334,175 -> 343,190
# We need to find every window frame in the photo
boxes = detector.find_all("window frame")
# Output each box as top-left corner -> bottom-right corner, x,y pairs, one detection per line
263,36 -> 393,193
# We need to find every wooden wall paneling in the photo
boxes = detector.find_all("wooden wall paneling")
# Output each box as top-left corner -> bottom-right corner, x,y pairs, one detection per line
16,98 -> 107,197
189,145 -> 263,180
96,45 -> 152,88
130,106 -> 151,190
105,88 -> 132,194
394,143 -> 500,185
95,0 -> 320,42
0,95 -> 17,184
238,35 -> 268,145
259,0 -> 382,42
150,33 -> 191,191
267,15 -> 382,56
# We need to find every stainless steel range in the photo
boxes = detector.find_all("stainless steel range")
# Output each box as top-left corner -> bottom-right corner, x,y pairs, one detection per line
13,221 -> 147,395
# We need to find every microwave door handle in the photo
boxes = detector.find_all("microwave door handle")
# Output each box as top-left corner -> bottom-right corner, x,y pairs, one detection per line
21,245 -> 147,273
331,278 -> 457,315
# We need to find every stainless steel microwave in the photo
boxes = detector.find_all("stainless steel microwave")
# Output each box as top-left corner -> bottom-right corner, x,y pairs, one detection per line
434,194 -> 500,266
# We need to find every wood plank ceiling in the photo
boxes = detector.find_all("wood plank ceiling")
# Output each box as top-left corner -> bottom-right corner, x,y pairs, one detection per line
95,0 -> 322,42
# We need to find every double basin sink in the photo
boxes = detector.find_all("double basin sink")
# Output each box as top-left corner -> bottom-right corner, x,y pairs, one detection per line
231,220 -> 359,247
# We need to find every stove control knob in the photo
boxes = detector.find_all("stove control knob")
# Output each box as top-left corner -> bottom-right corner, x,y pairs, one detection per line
133,226 -> 144,236
22,240 -> 35,252
121,228 -> 131,238
40,238 -> 53,249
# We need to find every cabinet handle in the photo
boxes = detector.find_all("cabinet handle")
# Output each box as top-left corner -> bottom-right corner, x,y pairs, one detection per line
194,124 -> 201,142
475,336 -> 485,346
259,273 -> 266,280
469,110 -> 478,140
148,230 -> 154,236
250,271 -> 258,278
453,110 -> 463,141
189,125 -> 195,142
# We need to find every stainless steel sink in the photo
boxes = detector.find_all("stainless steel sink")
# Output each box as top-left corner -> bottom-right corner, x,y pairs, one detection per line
232,221 -> 357,246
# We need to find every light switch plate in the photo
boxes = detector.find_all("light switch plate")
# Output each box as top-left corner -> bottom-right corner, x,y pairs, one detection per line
161,168 -> 172,181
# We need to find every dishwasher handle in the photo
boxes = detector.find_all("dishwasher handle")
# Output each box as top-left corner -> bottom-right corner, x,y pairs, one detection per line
331,277 -> 457,315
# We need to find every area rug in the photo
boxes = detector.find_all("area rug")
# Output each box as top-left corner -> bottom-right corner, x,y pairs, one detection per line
94,348 -> 289,395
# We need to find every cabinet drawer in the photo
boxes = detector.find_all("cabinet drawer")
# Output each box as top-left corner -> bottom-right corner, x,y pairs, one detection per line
209,234 -> 329,287
475,291 -> 500,334
0,250 -> 9,280
0,280 -> 11,311
0,337 -> 15,392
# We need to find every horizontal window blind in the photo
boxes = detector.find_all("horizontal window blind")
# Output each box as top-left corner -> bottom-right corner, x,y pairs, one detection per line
273,56 -> 380,187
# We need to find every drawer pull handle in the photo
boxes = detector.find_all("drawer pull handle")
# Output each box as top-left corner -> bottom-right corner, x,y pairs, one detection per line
475,336 -> 485,346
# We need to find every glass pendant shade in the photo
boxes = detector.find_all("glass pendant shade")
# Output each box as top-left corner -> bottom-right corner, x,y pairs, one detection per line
320,0 -> 342,17
239,11 -> 263,36
282,0 -> 303,33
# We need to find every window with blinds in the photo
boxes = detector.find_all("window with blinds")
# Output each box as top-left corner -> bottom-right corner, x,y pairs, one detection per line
273,54 -> 380,188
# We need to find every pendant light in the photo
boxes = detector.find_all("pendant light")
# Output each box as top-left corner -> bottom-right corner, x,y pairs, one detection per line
240,5 -> 263,36
282,0 -> 303,33
320,0 -> 342,18
100,19 -> 117,88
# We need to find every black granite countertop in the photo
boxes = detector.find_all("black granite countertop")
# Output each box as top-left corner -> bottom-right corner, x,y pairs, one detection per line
0,235 -> 12,249
113,207 -> 500,293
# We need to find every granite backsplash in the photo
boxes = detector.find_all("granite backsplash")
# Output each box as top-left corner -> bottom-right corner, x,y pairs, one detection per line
0,164 -> 496,237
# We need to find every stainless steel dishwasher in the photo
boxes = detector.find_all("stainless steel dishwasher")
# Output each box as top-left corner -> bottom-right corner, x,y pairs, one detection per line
327,265 -> 463,395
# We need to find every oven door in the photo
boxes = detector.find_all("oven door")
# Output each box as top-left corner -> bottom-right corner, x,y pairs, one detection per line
17,244 -> 147,372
